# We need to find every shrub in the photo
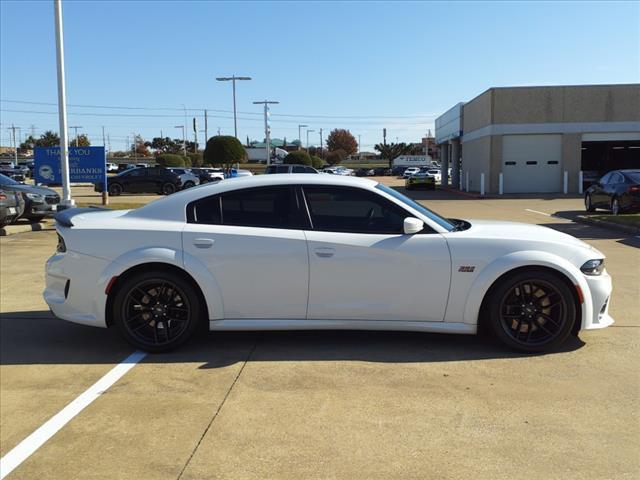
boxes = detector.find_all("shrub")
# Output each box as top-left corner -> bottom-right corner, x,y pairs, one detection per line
284,150 -> 312,166
187,152 -> 203,167
310,155 -> 324,169
156,153 -> 185,167
325,149 -> 346,166
204,136 -> 246,168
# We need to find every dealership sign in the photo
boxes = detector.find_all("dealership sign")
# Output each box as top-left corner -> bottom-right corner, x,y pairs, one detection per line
34,146 -> 106,184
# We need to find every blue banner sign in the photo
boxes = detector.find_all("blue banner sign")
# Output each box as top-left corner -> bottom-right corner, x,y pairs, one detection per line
34,146 -> 106,184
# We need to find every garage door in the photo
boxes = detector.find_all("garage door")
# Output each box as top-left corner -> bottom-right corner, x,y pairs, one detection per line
502,135 -> 562,193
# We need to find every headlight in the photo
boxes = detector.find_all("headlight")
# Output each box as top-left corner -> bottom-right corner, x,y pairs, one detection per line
581,259 -> 605,276
25,192 -> 44,201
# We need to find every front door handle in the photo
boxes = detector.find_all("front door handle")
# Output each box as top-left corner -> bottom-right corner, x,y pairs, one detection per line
193,238 -> 214,248
314,247 -> 335,258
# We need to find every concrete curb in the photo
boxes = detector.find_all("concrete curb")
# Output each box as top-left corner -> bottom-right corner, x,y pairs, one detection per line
574,215 -> 640,236
0,222 -> 54,237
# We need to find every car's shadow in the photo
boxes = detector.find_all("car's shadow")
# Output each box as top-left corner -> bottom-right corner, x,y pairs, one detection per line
0,311 -> 585,368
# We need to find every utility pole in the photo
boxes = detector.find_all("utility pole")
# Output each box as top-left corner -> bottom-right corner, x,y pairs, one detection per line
216,75 -> 252,138
132,132 -> 138,161
383,128 -> 387,146
193,117 -> 198,153
298,124 -> 307,150
7,125 -> 20,164
319,128 -> 323,159
54,0 -> 73,207
217,126 -> 221,136
204,109 -> 208,142
102,126 -> 106,148
253,100 -> 279,166
175,126 -> 186,155
30,124 -> 36,137
69,126 -> 82,146
306,129 -> 315,149
358,134 -> 361,154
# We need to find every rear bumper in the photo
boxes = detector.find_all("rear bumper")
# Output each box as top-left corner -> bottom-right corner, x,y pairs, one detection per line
44,250 -> 110,328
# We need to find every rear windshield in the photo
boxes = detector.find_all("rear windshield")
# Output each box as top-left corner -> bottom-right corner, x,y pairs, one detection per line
625,172 -> 640,183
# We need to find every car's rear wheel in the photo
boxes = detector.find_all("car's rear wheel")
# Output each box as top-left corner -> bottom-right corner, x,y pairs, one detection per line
112,270 -> 202,352
108,183 -> 123,196
487,270 -> 576,352
162,183 -> 176,195
585,194 -> 595,212
183,180 -> 195,189
611,197 -> 620,215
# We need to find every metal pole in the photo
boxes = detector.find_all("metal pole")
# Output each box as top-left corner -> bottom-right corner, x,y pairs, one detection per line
204,109 -> 208,142
298,124 -> 307,150
232,78 -> 237,138
54,0 -> 73,207
132,132 -> 137,162
358,135 -> 361,154
253,100 -> 279,166
306,129 -> 315,149
319,128 -> 323,159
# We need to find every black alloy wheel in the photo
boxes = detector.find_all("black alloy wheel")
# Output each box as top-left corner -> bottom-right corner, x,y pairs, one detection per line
183,181 -> 195,189
108,183 -> 123,196
112,271 -> 201,352
162,183 -> 176,195
488,271 -> 576,352
585,194 -> 595,212
611,198 -> 620,215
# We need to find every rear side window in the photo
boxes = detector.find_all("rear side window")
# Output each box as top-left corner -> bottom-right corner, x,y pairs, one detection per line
303,186 -> 406,234
188,186 -> 309,229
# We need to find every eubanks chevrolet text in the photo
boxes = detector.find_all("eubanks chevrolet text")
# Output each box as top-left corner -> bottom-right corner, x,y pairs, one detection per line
45,175 -> 613,353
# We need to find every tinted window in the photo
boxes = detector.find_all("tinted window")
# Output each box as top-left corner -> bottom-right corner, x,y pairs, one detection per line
303,186 -> 407,234
189,187 -> 308,229
292,166 -> 306,173
276,165 -> 289,174
600,172 -> 612,184
610,172 -> 624,184
265,166 -> 277,174
126,169 -> 145,177
625,172 -> 640,183
376,183 -> 454,231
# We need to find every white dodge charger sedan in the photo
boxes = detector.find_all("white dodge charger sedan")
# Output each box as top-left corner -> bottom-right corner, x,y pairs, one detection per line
44,175 -> 613,353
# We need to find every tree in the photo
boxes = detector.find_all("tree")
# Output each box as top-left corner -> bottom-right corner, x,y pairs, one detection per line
283,150 -> 312,165
19,135 -> 39,150
29,131 -> 60,147
130,136 -> 150,157
145,137 -> 188,155
73,134 -> 91,147
374,142 -> 414,168
326,129 -> 357,155
203,136 -> 247,168
310,155 -> 324,169
157,154 -> 185,167
325,149 -> 346,166
187,152 -> 203,167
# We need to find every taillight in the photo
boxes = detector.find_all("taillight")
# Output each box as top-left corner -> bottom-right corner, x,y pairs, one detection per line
56,233 -> 66,253
628,185 -> 639,193
0,193 -> 6,200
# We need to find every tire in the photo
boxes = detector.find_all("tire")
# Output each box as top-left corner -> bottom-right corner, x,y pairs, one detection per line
486,270 -> 576,353
25,215 -> 46,223
111,270 -> 202,352
108,183 -> 123,196
183,181 -> 195,189
585,194 -> 595,212
611,197 -> 620,216
162,183 -> 176,195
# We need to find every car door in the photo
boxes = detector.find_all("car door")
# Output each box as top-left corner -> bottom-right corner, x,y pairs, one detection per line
121,168 -> 148,193
590,173 -> 608,206
182,186 -> 310,319
302,185 -> 451,322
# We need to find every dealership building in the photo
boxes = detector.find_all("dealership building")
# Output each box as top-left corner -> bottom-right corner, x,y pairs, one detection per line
435,84 -> 640,194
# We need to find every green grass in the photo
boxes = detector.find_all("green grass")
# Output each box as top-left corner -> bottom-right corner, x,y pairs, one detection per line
588,213 -> 640,227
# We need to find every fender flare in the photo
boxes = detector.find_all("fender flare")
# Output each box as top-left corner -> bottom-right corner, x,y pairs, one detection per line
96,247 -> 224,321
462,251 -> 592,329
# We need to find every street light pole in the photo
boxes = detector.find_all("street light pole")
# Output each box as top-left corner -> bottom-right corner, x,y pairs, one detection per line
69,126 -> 82,146
306,129 -> 315,149
175,126 -> 186,155
53,0 -> 74,206
7,125 -> 20,165
253,100 -> 279,166
216,75 -> 251,138
319,128 -> 323,159
298,124 -> 307,150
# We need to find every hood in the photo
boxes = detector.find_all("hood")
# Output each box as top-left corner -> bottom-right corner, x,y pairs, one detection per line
1,183 -> 58,196
462,219 -> 601,254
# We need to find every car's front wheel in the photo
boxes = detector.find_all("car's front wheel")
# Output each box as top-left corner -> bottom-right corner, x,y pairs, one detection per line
162,183 -> 176,195
108,183 -> 123,196
585,193 -> 595,212
111,270 -> 202,352
611,197 -> 620,215
487,270 -> 576,353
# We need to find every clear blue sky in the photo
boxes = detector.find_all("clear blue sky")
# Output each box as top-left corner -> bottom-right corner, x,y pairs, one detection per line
1,0 -> 638,151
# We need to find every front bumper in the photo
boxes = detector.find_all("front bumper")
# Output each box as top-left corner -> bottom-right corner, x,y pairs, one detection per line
44,250 -> 111,328
581,270 -> 614,330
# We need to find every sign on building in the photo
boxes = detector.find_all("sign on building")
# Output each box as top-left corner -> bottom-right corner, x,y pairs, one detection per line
34,146 -> 106,184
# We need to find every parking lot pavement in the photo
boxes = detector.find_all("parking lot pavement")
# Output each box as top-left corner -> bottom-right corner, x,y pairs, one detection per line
1,194 -> 639,479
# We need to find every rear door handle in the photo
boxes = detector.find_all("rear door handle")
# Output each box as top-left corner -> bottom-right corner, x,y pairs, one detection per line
314,247 -> 335,258
193,238 -> 214,248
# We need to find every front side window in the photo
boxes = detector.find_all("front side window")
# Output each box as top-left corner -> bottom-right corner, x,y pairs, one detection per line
188,186 -> 308,229
303,186 -> 407,234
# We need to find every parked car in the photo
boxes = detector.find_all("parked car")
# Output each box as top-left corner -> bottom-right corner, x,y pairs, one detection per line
265,164 -> 318,174
405,172 -> 436,190
117,163 -> 136,172
136,163 -> 149,168
585,169 -> 640,215
167,168 -> 201,189
0,165 -> 26,182
106,163 -> 119,172
402,167 -> 421,178
355,168 -> 375,177
0,189 -> 25,226
233,169 -> 253,178
47,175 -> 613,354
94,167 -> 181,196
0,173 -> 60,221
391,166 -> 407,177
190,168 -> 224,183
373,167 -> 392,176
421,168 -> 442,183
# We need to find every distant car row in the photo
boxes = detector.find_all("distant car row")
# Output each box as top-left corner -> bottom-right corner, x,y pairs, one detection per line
584,169 -> 640,215
0,173 -> 60,225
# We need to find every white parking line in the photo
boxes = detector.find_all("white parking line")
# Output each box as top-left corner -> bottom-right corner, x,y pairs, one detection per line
525,208 -> 551,217
0,350 -> 146,479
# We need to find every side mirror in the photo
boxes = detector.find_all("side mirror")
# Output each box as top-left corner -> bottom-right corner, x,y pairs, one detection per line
403,217 -> 424,235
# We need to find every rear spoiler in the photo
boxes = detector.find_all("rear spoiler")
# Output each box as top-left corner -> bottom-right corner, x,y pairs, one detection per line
54,206 -> 109,228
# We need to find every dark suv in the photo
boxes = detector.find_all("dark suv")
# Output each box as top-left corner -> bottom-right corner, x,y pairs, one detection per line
265,164 -> 318,174
94,167 -> 181,196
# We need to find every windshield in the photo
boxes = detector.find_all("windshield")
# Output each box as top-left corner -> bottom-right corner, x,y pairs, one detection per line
375,183 -> 455,232
0,173 -> 20,185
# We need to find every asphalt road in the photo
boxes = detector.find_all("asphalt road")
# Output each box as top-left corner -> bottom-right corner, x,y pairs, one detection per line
0,188 -> 638,480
